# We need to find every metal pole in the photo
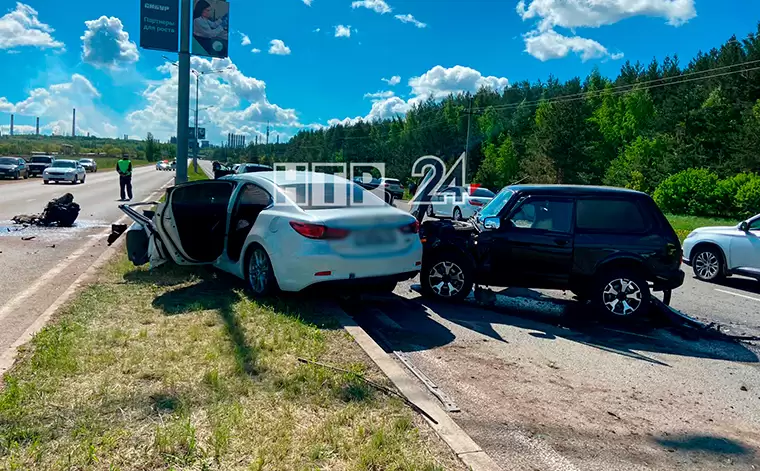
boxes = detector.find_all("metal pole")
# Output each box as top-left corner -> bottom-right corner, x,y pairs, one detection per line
175,0 -> 191,184
193,73 -> 199,173
465,96 -> 473,165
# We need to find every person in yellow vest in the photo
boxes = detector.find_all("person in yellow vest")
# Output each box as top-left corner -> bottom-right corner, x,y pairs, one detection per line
117,154 -> 133,201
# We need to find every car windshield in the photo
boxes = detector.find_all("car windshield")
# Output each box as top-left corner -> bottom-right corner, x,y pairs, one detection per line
79,159 -> 93,163
478,188 -> 515,220
470,188 -> 495,198
280,182 -> 385,210
30,157 -> 52,163
0,158 -> 17,165
51,161 -> 76,168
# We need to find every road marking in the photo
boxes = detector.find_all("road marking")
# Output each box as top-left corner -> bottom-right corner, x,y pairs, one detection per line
26,198 -> 36,202
715,288 -> 760,302
0,178 -> 174,325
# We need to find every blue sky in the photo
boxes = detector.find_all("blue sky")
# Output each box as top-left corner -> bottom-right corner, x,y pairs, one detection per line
0,0 -> 758,144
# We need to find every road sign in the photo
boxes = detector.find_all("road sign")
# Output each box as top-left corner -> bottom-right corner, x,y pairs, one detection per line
191,0 -> 229,58
188,127 -> 205,140
140,0 -> 180,52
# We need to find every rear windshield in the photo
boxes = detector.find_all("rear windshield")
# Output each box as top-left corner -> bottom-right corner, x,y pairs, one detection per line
279,182 -> 385,210
471,188 -> 495,197
51,161 -> 76,168
0,157 -> 18,165
30,157 -> 52,163
384,179 -> 401,184
79,159 -> 93,163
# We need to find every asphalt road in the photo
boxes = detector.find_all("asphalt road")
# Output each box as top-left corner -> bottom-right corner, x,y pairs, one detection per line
0,166 -> 176,369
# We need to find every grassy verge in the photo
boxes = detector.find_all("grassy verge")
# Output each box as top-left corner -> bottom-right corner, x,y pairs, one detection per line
666,214 -> 738,242
88,158 -> 153,171
188,164 -> 209,181
0,257 -> 461,470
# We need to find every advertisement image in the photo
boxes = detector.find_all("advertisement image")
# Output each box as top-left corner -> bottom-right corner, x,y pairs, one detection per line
192,0 -> 229,58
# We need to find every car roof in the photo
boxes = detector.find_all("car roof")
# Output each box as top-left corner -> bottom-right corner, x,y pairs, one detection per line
508,184 -> 647,197
54,159 -> 77,163
228,171 -> 352,186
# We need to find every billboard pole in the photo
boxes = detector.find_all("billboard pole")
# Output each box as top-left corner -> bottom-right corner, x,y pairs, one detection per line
175,0 -> 191,185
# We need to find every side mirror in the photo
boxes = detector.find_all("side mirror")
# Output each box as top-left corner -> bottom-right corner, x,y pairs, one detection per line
740,221 -> 750,232
483,217 -> 501,230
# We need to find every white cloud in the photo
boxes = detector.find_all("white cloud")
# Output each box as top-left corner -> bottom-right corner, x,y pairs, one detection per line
240,33 -> 251,46
382,75 -> 401,86
366,96 -> 410,120
394,14 -> 427,28
409,65 -> 508,102
268,39 -> 291,55
302,0 -> 313,5
252,48 -> 261,54
351,0 -> 392,14
364,90 -> 395,99
0,2 -> 64,50
335,25 -> 352,38
523,28 -> 621,62
516,0 -> 696,30
80,16 -> 139,69
0,97 -> 14,113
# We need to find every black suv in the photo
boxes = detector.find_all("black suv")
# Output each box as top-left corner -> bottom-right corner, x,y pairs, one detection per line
419,185 -> 685,318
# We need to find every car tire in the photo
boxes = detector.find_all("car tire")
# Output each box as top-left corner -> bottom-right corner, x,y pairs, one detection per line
82,176 -> 86,184
72,176 -> 78,185
421,252 -> 474,302
427,205 -> 435,217
43,180 -> 49,184
592,269 -> 651,319
14,172 -> 20,180
453,207 -> 463,221
692,247 -> 724,282
246,246 -> 277,297
23,172 -> 28,179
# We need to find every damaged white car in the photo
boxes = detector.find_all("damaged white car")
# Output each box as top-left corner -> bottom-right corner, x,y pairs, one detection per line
119,172 -> 422,296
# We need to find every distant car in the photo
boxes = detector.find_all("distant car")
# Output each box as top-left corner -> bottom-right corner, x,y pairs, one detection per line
170,160 -> 177,171
119,172 -> 422,296
43,159 -> 87,184
156,161 -> 170,171
27,155 -> 55,177
0,157 -> 29,180
236,163 -> 273,174
682,213 -> 760,282
78,158 -> 98,173
426,186 -> 496,221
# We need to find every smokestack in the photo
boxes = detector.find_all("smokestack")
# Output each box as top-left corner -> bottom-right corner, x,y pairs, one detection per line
10,114 -> 14,136
72,108 -> 76,138
243,135 -> 246,147
36,117 -> 40,135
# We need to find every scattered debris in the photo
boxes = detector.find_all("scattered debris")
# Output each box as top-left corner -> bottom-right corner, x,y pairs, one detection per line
12,193 -> 81,228
48,244 -> 56,248
21,236 -> 36,241
741,385 -> 748,392
107,224 -> 129,246
607,411 -> 621,420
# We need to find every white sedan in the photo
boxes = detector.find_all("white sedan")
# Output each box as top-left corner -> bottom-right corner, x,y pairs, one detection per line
119,172 -> 422,295
682,213 -> 760,282
426,186 -> 496,221
43,159 -> 87,184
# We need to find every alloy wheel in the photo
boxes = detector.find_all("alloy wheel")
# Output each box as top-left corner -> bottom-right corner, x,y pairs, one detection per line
248,249 -> 270,294
602,278 -> 643,316
427,205 -> 435,217
695,251 -> 720,280
453,207 -> 462,221
428,261 -> 466,298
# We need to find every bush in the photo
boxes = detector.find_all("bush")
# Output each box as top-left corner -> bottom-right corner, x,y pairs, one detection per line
654,168 -> 720,216
715,173 -> 760,218
735,179 -> 760,219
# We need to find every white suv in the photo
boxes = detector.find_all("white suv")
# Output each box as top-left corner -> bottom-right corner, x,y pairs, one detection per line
682,213 -> 760,282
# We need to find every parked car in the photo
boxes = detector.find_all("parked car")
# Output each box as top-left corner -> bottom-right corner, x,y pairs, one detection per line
418,185 -> 685,318
43,159 -> 87,184
27,155 -> 55,177
357,178 -> 404,200
119,172 -> 422,296
682,213 -> 760,282
0,157 -> 29,180
170,160 -> 177,171
156,161 -> 171,171
426,186 -> 496,221
236,163 -> 273,174
78,158 -> 98,173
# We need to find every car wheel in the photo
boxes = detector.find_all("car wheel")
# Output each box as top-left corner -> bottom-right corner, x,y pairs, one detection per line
14,172 -> 20,180
692,247 -> 724,282
43,180 -> 49,185
593,270 -> 651,319
453,207 -> 463,221
72,176 -> 78,184
82,175 -> 86,184
427,205 -> 435,217
246,247 -> 277,297
23,172 -> 28,179
421,253 -> 474,301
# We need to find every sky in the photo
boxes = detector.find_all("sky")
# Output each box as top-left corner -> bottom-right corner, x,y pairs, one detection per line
0,0 -> 758,144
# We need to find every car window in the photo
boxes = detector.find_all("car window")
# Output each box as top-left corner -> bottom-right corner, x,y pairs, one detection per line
749,218 -> 760,231
0,158 -> 17,165
509,199 -> 573,233
479,188 -> 515,219
576,199 -> 648,232
471,188 -> 495,198
238,183 -> 272,206
31,157 -> 52,163
51,161 -> 76,168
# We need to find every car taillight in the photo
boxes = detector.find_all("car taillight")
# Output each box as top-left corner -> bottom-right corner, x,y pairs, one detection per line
470,200 -> 484,207
400,220 -> 420,234
289,221 -> 349,240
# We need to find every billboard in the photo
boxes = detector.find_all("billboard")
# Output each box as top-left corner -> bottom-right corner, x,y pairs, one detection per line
140,0 -> 180,52
191,0 -> 229,58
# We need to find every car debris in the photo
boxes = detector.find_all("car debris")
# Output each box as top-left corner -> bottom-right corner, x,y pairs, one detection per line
12,193 -> 81,227
107,224 -> 129,246
21,236 -> 36,241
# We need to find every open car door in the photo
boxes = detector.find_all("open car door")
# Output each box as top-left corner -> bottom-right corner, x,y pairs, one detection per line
119,180 -> 236,268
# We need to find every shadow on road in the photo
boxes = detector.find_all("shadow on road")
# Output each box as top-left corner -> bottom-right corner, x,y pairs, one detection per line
712,276 -> 760,295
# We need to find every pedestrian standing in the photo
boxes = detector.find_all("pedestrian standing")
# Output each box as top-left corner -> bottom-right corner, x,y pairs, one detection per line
117,154 -> 133,201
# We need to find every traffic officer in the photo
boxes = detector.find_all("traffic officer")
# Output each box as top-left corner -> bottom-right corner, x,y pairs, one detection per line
117,153 -> 133,201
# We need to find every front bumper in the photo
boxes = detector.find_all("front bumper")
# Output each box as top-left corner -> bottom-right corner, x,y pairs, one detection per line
0,170 -> 19,177
652,269 -> 685,291
44,174 -> 75,182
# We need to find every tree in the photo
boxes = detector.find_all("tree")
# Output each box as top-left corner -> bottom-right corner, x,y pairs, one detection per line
474,134 -> 519,191
145,133 -> 158,162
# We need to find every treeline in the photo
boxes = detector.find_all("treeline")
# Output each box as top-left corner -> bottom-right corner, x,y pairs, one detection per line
0,135 -> 175,161
270,24 -> 760,204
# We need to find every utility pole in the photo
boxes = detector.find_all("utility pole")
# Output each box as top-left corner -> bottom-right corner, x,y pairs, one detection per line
72,108 -> 76,138
193,71 -> 199,174
175,0 -> 191,184
464,97 -> 473,165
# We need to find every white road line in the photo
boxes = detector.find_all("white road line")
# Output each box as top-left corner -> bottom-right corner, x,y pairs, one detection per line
0,178 -> 174,324
715,288 -> 760,302
26,198 -> 36,202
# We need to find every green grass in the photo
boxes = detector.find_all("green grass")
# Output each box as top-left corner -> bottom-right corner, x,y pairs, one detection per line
666,214 -> 738,242
87,157 -> 153,171
0,257 -> 461,471
187,164 -> 209,182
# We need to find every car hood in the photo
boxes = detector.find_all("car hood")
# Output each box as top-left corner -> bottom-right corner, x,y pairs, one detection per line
0,164 -> 18,170
690,225 -> 741,236
46,167 -> 72,172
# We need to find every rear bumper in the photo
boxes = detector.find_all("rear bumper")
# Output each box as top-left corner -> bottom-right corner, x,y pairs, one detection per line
304,271 -> 418,292
652,269 -> 685,291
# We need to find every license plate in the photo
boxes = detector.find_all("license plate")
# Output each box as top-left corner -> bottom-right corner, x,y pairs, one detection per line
354,230 -> 397,246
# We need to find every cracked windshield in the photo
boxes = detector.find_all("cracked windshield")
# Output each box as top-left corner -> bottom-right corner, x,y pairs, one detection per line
2,0 -> 760,470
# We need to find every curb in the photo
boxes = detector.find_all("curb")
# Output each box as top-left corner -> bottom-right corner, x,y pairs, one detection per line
329,306 -> 503,471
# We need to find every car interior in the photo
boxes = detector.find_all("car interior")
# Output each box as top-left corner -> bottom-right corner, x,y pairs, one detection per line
168,182 -> 235,262
227,184 -> 273,261
509,200 -> 573,233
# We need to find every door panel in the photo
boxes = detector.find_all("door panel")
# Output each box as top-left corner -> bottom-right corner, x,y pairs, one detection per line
159,180 -> 236,264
